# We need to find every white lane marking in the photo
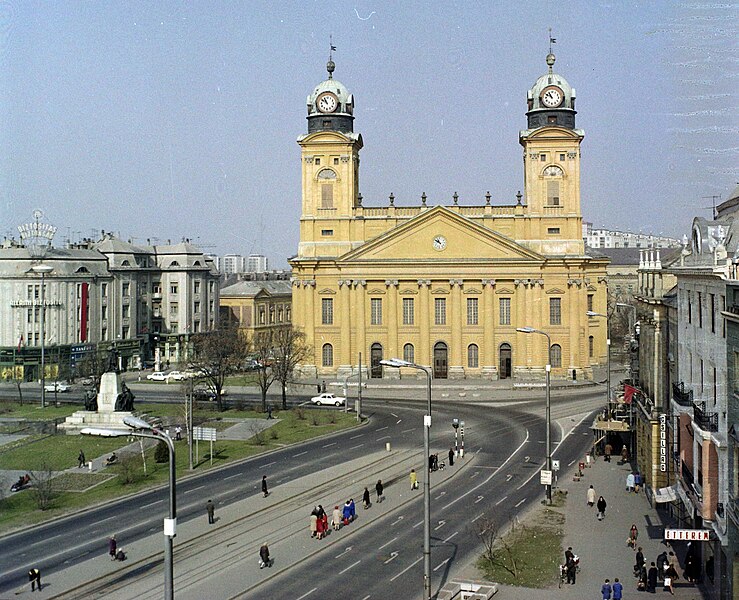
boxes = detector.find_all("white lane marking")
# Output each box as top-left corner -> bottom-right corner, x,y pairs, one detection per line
470,472 -> 480,479
495,496 -> 508,506
390,516 -> 404,527
295,588 -> 317,600
322,442 -> 337,448
390,413 -> 399,418
334,546 -> 353,558
185,485 -> 205,494
361,596 -> 370,600
396,419 -> 402,424
224,473 -> 240,480
97,515 -> 118,524
384,551 -> 399,564
413,520 -> 423,528
376,435 -> 391,441
401,428 -> 415,433
141,500 -> 161,509
506,474 -> 513,481
471,513 -> 484,523
434,558 -> 451,572
349,443 -> 365,450
474,495 -> 484,504
293,451 -> 308,457
515,498 -> 526,508
434,491 -> 446,500
434,520 -> 446,531
441,430 -> 530,511
375,426 -> 389,432
390,556 -> 423,582
350,434 -> 364,439
443,531 -> 458,543
378,536 -> 398,550
568,459 -> 576,466
260,461 -> 276,469
339,560 -> 361,574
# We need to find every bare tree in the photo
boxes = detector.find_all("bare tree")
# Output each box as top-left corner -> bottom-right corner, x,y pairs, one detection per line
190,325 -> 247,411
475,516 -> 521,578
251,330 -> 278,412
30,463 -> 56,511
272,326 -> 310,410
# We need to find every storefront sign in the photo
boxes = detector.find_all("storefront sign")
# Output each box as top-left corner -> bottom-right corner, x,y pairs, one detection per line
659,413 -> 667,472
664,529 -> 710,541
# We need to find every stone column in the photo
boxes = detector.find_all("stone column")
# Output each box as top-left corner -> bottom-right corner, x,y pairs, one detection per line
481,279 -> 496,378
338,279 -> 352,376
385,280 -> 399,374
418,280 -> 431,367
567,279 -> 581,376
515,279 -> 528,375
354,280 -> 366,373
449,279 -> 464,379
304,280 -> 316,377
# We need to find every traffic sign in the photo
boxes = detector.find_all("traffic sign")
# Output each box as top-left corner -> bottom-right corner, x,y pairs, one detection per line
552,460 -> 560,471
540,470 -> 553,485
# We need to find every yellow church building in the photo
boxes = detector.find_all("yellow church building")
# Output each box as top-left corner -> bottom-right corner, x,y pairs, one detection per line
289,52 -> 609,380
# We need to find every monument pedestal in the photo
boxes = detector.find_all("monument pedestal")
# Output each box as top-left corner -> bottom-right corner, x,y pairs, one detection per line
60,372 -> 135,434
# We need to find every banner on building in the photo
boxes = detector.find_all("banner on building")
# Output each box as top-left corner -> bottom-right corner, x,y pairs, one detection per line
664,529 -> 710,541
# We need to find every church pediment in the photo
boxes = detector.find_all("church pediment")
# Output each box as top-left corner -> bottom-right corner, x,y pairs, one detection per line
496,287 -> 515,294
546,287 -> 566,295
464,288 -> 482,295
318,288 -> 336,295
338,206 -> 544,264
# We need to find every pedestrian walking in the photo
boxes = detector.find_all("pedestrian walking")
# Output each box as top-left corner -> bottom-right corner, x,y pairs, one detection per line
626,472 -> 635,492
317,383 -> 321,394
108,534 -> 117,560
349,498 -> 356,520
78,449 -> 86,468
28,568 -> 41,592
261,475 -> 269,497
613,578 -> 623,600
332,505 -> 341,530
597,495 -> 607,520
621,446 -> 629,463
587,484 -> 596,507
634,471 -> 642,493
342,500 -> 352,525
310,506 -> 319,537
362,487 -> 371,509
206,499 -> 215,524
604,442 -> 612,462
375,479 -> 384,503
175,426 -> 182,441
566,556 -> 577,584
647,562 -> 658,592
634,546 -> 645,575
656,550 -> 668,580
316,505 -> 326,539
628,523 -> 638,548
259,542 -> 270,568
601,578 -> 612,599
428,454 -> 434,472
410,468 -> 418,490
321,379 -> 326,392
664,557 -> 678,595
448,447 -> 454,467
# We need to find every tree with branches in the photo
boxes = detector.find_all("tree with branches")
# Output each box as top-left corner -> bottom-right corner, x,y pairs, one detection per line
190,324 -> 247,411
272,326 -> 310,410
251,330 -> 278,412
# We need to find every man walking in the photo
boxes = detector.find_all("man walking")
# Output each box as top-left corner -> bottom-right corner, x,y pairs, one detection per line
108,535 -> 117,560
613,578 -> 623,599
410,468 -> 418,490
375,479 -> 384,503
28,568 -> 41,592
448,447 -> 454,467
587,484 -> 596,507
647,562 -> 659,592
78,449 -> 86,468
604,442 -> 612,462
259,542 -> 270,568
206,499 -> 215,524
261,475 -> 269,497
601,578 -> 612,599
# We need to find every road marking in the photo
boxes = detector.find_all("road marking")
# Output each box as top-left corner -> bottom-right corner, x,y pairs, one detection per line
390,413 -> 399,418
361,596 -> 370,600
260,461 -> 276,468
434,558 -> 450,572
495,496 -> 508,506
339,560 -> 361,574
295,588 -> 317,600
322,442 -> 337,448
97,515 -> 118,524
293,451 -> 308,457
334,546 -> 353,558
515,498 -> 526,508
471,513 -> 484,523
185,485 -> 205,494
441,430 -> 530,511
390,556 -> 423,582
349,443 -> 365,450
350,434 -> 364,439
568,459 -> 577,466
434,520 -> 446,531
375,426 -> 388,431
379,536 -> 398,550
384,551 -> 399,564
396,419 -> 402,424
224,473 -> 240,480
434,491 -> 446,500
390,515 -> 404,527
470,472 -> 480,479
401,428 -> 415,433
474,495 -> 484,504
413,520 -> 423,528
506,474 -> 512,481
141,500 -> 161,509
376,435 -> 391,441
443,531 -> 458,543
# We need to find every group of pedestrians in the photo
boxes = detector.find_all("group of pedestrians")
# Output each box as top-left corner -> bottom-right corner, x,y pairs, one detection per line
625,470 -> 642,493
310,505 -> 330,539
586,485 -> 609,521
634,549 -> 681,594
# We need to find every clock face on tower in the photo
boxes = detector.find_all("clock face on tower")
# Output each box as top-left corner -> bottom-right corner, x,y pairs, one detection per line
316,92 -> 339,113
540,86 -> 564,108
432,235 -> 447,251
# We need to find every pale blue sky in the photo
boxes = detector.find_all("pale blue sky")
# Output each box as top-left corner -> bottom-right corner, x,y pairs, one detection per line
1,1 -> 736,266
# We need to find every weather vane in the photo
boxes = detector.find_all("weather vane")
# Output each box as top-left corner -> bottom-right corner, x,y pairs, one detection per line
548,28 -> 556,54
329,35 -> 336,62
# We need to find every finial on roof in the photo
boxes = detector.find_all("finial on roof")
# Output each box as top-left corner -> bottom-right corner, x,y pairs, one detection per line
327,36 -> 336,79
547,28 -> 556,73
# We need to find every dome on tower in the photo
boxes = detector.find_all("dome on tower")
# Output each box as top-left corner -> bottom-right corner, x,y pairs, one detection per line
525,53 -> 577,130
306,59 -> 355,134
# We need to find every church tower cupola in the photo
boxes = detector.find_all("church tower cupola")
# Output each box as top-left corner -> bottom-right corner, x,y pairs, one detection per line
526,52 -> 576,130
307,57 -> 355,134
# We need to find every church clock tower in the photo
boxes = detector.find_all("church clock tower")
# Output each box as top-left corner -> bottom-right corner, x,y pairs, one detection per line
296,58 -> 363,258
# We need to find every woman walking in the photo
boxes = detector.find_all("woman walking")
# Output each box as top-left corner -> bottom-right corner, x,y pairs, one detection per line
596,495 -> 607,520
362,487 -> 371,509
375,479 -> 384,503
410,469 -> 418,490
628,523 -> 638,548
587,485 -> 596,507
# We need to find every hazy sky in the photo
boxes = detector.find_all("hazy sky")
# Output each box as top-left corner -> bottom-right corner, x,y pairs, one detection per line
1,1 -> 736,267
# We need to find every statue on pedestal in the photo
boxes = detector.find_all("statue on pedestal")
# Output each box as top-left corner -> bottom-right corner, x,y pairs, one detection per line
106,348 -> 120,373
115,382 -> 135,412
84,385 -> 98,411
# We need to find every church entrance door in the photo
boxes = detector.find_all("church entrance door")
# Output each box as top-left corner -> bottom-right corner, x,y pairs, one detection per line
434,342 -> 448,379
499,343 -> 512,379
370,343 -> 383,378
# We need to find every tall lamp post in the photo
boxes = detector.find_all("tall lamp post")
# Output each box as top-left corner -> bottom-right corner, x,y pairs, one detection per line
32,264 -> 54,409
516,327 -> 552,505
380,358 -> 432,600
587,311 -> 610,417
82,416 -> 176,600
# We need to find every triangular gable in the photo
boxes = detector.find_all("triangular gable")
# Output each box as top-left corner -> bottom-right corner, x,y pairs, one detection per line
496,287 -> 514,294
432,288 -> 450,295
367,288 -> 385,295
400,288 -> 418,295
338,206 -> 543,264
546,288 -> 566,295
464,288 -> 482,295
317,288 -> 336,295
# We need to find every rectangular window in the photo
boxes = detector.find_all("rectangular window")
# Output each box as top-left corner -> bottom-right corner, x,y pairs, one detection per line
547,181 -> 560,206
170,303 -> 178,316
194,281 -> 200,295
315,157 -> 321,166
589,335 -> 594,358
321,229 -> 334,236
371,298 -> 382,325
122,304 -> 130,318
710,293 -> 715,333
101,305 -> 107,320
34,284 -> 39,300
122,282 -> 130,296
321,184 -> 333,208
688,292 -> 692,323
27,308 -> 32,324
559,153 -> 565,161
333,157 -> 339,165
27,284 -> 32,300
698,292 -> 703,328
540,154 -> 546,162
499,298 -> 511,325
722,295 -> 726,337
194,301 -> 200,314
550,297 -> 562,325
153,283 -> 162,295
101,283 -> 108,297
547,227 -> 560,234
170,283 -> 178,295
122,326 -> 129,339
435,298 -> 446,325
321,298 -> 333,325
402,298 -> 414,325
587,294 -> 594,312
467,298 -> 479,325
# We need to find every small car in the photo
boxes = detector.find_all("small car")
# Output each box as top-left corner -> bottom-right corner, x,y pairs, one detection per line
146,371 -> 168,381
310,393 -> 346,407
166,371 -> 185,381
192,387 -> 217,401
44,382 -> 71,393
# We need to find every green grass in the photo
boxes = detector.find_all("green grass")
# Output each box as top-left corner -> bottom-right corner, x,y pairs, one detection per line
0,403 -> 358,534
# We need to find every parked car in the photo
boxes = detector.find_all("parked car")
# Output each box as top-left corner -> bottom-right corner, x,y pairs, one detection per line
310,393 -> 346,407
80,377 -> 95,387
146,371 -> 168,381
44,382 -> 71,393
167,371 -> 185,381
192,387 -> 217,401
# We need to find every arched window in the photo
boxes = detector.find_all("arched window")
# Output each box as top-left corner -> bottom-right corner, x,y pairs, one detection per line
550,344 -> 562,368
589,336 -> 594,358
467,344 -> 479,368
317,168 -> 337,180
75,266 -> 89,273
403,343 -> 414,364
193,260 -> 201,266
121,260 -> 130,267
322,344 -> 333,367
170,261 -> 180,267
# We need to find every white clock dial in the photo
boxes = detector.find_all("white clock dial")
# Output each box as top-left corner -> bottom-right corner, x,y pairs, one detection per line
433,235 -> 447,251
543,165 -> 563,177
317,92 -> 338,113
541,87 -> 563,108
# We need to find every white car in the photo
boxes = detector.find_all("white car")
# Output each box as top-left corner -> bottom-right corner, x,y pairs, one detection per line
146,371 -> 168,381
310,393 -> 346,407
167,371 -> 185,381
44,382 -> 70,393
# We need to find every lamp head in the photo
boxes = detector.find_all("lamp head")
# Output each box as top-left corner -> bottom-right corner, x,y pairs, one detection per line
31,264 -> 54,274
516,327 -> 535,334
123,415 -> 153,431
81,427 -> 129,438
586,311 -> 606,318
380,358 -> 412,368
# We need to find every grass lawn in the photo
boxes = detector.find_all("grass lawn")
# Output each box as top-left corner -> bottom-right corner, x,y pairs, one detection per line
0,403 -> 358,534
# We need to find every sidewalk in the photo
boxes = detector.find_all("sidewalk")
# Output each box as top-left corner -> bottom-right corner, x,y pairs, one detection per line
476,456 -> 706,600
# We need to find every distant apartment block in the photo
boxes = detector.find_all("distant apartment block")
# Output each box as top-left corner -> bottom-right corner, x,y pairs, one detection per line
583,222 -> 682,249
210,253 -> 269,275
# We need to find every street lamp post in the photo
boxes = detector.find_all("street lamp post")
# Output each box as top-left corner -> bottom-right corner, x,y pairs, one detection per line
587,311 -> 610,417
81,416 -> 176,600
381,358 -> 432,600
516,327 -> 552,505
32,264 -> 54,409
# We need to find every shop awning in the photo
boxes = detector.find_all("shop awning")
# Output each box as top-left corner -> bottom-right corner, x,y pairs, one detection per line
654,485 -> 679,503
